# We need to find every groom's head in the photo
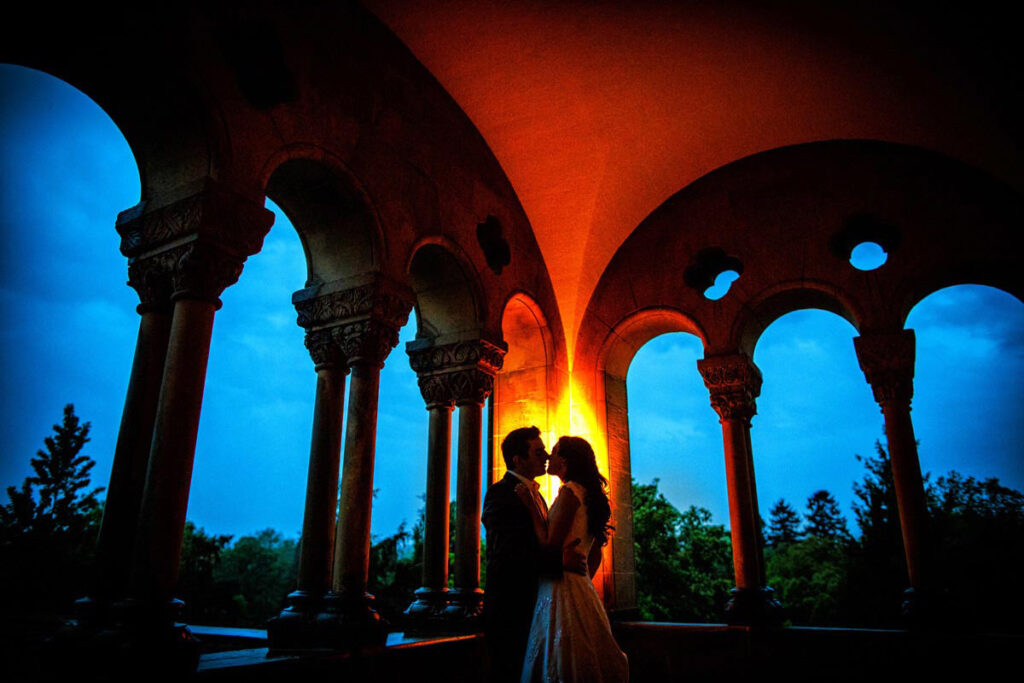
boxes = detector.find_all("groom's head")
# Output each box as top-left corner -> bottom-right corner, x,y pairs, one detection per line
502,426 -> 547,479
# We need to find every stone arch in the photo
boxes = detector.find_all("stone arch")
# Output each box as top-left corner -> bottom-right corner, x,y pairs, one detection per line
732,281 -> 862,358
407,238 -> 485,341
263,151 -> 384,286
491,292 -> 560,486
592,308 -> 707,612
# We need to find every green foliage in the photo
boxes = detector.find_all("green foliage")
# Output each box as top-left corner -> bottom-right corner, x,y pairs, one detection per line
217,529 -> 298,625
927,472 -> 1024,631
178,526 -> 297,627
632,478 -> 732,622
178,522 -> 233,623
766,536 -> 849,625
367,521 -> 419,623
0,404 -> 104,611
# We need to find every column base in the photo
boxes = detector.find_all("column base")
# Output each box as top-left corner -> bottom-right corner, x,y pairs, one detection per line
42,598 -> 200,680
268,589 -> 388,652
437,587 -> 484,633
901,586 -> 947,630
402,587 -> 450,634
724,586 -> 783,628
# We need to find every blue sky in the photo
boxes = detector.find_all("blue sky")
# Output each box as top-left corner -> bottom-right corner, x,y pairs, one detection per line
2,64 -> 1022,546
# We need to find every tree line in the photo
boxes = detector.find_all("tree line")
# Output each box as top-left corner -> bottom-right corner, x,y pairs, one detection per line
3,405 -> 1023,633
632,440 -> 1024,631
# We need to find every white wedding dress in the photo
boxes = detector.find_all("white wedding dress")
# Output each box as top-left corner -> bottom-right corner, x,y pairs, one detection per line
520,482 -> 629,683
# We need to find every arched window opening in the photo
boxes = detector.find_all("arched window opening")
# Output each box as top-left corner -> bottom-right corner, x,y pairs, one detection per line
626,332 -> 732,623
905,284 -> 1024,633
0,64 -> 140,505
849,241 -> 888,271
0,65 -> 140,612
751,309 -> 883,627
186,201 -> 310,626
368,318 -> 433,621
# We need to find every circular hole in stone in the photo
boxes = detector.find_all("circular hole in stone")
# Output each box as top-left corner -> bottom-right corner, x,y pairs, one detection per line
703,270 -> 740,300
849,241 -> 888,271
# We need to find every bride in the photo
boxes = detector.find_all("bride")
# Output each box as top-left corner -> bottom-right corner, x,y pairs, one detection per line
514,436 -> 629,683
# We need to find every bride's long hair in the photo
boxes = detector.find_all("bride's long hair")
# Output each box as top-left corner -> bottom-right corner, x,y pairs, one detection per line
556,436 -> 614,547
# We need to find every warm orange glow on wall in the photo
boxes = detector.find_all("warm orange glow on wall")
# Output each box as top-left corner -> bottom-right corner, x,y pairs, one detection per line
531,377 -> 607,508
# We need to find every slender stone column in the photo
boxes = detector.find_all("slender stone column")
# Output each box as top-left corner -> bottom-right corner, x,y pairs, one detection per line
92,255 -> 174,605
277,275 -> 413,648
404,399 -> 454,620
447,397 -> 485,621
130,243 -> 248,606
296,333 -> 348,597
855,329 -> 931,618
268,328 -> 348,648
698,352 -> 780,625
401,338 -> 505,631
332,354 -> 383,599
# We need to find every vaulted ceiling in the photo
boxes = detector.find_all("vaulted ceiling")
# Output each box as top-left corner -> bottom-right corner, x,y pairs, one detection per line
364,0 -> 1022,360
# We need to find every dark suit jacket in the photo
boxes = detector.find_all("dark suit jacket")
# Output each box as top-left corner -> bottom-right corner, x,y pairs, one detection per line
482,472 -> 560,677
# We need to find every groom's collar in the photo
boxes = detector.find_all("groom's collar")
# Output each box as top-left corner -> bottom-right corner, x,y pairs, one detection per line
508,469 -> 540,492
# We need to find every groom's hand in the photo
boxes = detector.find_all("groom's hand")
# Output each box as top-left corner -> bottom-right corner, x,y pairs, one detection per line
562,538 -> 587,575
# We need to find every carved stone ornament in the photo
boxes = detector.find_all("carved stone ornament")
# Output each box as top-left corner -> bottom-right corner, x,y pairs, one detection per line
170,242 -> 246,305
116,179 -> 273,260
408,339 -> 506,407
854,330 -> 916,409
697,353 -> 762,421
291,277 -> 415,368
293,283 -> 412,331
126,249 -> 180,311
304,328 -> 344,369
332,319 -> 401,368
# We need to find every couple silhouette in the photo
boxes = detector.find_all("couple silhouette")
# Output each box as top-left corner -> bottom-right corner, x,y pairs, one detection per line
482,426 -> 628,683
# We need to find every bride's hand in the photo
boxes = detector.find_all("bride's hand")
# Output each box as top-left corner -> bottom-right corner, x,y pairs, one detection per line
514,483 -> 533,507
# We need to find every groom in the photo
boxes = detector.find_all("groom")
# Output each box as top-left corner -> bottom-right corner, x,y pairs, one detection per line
482,426 -> 583,683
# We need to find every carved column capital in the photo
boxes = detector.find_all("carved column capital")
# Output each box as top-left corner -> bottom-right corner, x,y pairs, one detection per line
698,353 -> 762,422
126,250 -> 176,312
304,328 -> 345,370
408,339 -> 507,407
854,330 -> 916,410
293,275 -> 415,369
118,179 -> 273,307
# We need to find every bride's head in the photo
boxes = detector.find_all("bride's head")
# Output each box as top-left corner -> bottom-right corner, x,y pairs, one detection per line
554,436 -> 602,486
554,436 -> 613,546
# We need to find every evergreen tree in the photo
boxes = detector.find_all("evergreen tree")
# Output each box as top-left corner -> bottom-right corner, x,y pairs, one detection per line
0,404 -> 105,611
804,490 -> 849,540
766,498 -> 802,545
1,404 -> 104,537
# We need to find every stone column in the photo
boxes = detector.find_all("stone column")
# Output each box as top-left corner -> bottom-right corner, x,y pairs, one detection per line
421,340 -> 505,630
855,329 -> 931,619
122,182 -> 272,615
403,385 -> 454,621
267,328 -> 348,648
280,276 -> 412,648
446,397 -> 486,623
698,352 -> 780,625
91,255 -> 174,608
